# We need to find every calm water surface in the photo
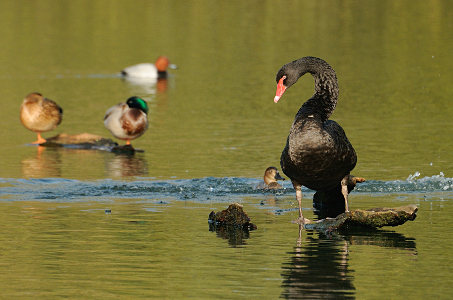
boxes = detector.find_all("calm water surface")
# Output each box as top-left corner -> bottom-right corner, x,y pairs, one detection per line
0,0 -> 452,298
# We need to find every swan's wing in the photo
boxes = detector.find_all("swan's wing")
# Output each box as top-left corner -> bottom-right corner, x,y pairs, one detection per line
324,120 -> 357,170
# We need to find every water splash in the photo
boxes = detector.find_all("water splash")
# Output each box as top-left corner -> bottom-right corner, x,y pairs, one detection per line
0,172 -> 451,203
406,171 -> 421,181
357,172 -> 453,193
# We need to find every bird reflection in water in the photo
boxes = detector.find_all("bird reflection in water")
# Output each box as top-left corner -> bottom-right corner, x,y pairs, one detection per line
281,226 -> 417,299
122,76 -> 170,120
22,145 -> 149,178
122,77 -> 168,95
104,153 -> 148,177
281,226 -> 355,299
21,146 -> 62,178
120,55 -> 175,95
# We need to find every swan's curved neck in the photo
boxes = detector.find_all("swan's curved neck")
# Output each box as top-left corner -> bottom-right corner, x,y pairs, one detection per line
296,57 -> 339,122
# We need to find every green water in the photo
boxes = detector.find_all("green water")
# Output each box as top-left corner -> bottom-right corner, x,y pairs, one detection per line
1,0 -> 452,180
0,0 -> 452,298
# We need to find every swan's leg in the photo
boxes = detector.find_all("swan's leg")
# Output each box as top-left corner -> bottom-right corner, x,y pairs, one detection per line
341,176 -> 350,212
292,180 -> 310,224
296,185 -> 303,218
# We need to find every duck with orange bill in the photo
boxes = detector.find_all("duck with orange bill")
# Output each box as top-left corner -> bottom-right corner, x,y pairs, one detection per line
121,56 -> 177,80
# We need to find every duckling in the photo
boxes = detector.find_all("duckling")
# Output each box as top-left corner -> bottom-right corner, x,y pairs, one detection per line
20,92 -> 63,144
263,166 -> 285,189
121,56 -> 177,79
104,96 -> 149,146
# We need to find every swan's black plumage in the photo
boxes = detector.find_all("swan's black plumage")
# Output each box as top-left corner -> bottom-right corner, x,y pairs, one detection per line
275,57 -> 357,222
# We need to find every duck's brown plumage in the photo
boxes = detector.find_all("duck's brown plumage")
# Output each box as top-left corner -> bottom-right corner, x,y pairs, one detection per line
20,92 -> 63,144
263,166 -> 285,189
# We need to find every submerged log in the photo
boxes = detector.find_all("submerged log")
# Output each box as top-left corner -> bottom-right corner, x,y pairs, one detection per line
209,203 -> 257,230
38,133 -> 143,154
304,205 -> 418,232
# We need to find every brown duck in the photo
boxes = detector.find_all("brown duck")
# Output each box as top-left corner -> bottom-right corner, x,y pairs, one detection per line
263,166 -> 285,189
20,92 -> 63,144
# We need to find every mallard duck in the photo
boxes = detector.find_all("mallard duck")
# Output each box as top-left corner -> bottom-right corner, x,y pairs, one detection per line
121,56 -> 177,79
274,57 -> 357,224
104,96 -> 149,145
263,166 -> 285,189
20,92 -> 63,144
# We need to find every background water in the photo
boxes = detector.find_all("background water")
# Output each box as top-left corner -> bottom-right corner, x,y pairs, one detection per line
0,0 -> 452,298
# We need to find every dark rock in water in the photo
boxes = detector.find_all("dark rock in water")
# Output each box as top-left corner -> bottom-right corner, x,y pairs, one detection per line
209,203 -> 257,231
304,205 -> 418,232
209,203 -> 257,247
38,133 -> 143,154
111,144 -> 140,154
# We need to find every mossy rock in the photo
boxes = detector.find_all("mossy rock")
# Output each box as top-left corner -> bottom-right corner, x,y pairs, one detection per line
209,203 -> 257,230
304,205 -> 418,232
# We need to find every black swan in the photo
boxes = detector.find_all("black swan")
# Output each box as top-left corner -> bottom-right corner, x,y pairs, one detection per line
274,56 -> 357,224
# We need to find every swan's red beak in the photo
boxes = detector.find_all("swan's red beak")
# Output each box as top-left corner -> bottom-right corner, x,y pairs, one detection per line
274,76 -> 287,103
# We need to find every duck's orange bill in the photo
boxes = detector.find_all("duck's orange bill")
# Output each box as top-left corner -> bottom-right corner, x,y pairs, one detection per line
274,76 -> 287,103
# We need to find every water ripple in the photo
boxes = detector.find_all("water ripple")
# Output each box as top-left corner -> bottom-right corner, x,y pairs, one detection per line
0,172 -> 451,203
